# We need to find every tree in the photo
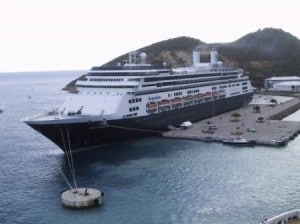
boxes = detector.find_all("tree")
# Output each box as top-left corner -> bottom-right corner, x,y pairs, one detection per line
231,112 -> 241,121
257,117 -> 264,123
270,98 -> 278,105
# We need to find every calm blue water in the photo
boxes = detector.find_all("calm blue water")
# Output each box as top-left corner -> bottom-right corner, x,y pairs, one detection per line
0,72 -> 300,224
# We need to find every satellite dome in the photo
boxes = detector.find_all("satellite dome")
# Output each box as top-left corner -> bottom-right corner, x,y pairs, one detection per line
140,52 -> 147,59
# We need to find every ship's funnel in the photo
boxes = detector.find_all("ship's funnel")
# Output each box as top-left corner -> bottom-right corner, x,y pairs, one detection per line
128,51 -> 138,64
192,49 -> 200,66
210,49 -> 218,65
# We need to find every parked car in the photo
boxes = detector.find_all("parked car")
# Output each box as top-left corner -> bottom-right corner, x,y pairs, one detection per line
247,127 -> 256,132
209,125 -> 218,129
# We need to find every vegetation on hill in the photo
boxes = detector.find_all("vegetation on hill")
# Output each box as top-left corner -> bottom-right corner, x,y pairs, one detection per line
218,28 -> 300,86
64,28 -> 300,90
105,36 -> 202,68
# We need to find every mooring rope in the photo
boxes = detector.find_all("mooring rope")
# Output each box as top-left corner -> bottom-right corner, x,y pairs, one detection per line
58,166 -> 74,190
36,141 -> 74,190
66,127 -> 77,189
59,127 -> 75,189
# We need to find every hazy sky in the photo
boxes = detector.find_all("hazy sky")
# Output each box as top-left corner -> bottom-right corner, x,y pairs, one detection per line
0,0 -> 299,72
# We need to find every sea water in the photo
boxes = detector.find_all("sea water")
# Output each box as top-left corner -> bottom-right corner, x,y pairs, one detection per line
0,72 -> 299,224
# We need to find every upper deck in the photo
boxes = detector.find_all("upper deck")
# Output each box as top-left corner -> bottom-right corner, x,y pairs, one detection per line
74,50 -> 249,93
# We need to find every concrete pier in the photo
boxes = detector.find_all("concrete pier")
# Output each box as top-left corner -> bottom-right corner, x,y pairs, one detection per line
163,96 -> 300,146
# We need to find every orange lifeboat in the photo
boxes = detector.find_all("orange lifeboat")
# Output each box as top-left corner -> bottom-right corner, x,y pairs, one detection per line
204,92 -> 212,98
146,102 -> 158,109
212,91 -> 218,96
158,99 -> 171,106
183,95 -> 193,101
194,93 -> 203,99
171,97 -> 182,104
146,102 -> 158,114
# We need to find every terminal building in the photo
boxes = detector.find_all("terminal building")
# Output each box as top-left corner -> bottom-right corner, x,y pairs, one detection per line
264,76 -> 300,92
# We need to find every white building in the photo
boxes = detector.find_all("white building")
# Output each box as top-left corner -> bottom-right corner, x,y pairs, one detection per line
264,76 -> 300,90
273,81 -> 300,92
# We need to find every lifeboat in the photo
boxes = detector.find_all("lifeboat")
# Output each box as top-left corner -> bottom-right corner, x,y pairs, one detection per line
194,93 -> 203,99
204,92 -> 212,98
171,97 -> 182,105
146,102 -> 158,109
212,91 -> 218,96
158,99 -> 171,106
146,102 -> 158,114
219,89 -> 226,97
183,95 -> 193,101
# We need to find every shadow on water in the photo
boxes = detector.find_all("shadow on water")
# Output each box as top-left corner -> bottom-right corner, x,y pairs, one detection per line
53,136 -> 194,191
70,136 -> 188,166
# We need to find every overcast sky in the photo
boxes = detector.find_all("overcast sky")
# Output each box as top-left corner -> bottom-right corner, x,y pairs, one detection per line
0,0 -> 299,72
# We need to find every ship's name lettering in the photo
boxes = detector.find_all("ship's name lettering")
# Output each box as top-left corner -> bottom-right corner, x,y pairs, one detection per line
148,96 -> 161,101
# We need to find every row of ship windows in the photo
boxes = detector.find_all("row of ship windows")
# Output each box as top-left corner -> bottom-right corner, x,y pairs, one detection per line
143,72 -> 238,82
174,92 -> 183,96
172,83 -> 239,97
220,82 -> 247,89
80,91 -> 124,95
230,91 -> 240,96
123,113 -> 138,118
89,78 -> 139,82
89,78 -> 124,82
155,76 -> 237,87
129,106 -> 139,112
77,85 -> 136,88
170,86 -> 241,99
141,76 -> 238,88
136,78 -> 249,95
169,89 -> 224,99
129,98 -> 142,103
187,89 -> 200,94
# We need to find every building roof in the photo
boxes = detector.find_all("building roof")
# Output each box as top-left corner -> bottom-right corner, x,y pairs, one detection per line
266,76 -> 300,81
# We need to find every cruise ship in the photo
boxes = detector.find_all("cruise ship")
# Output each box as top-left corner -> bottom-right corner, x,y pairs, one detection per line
24,49 -> 253,152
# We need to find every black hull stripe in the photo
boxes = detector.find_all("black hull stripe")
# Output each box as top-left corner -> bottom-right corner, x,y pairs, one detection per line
28,93 -> 253,152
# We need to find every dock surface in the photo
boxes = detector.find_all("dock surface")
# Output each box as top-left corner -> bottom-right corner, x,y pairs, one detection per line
163,96 -> 300,146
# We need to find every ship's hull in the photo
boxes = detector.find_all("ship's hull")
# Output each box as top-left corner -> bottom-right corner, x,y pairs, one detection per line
26,93 -> 253,152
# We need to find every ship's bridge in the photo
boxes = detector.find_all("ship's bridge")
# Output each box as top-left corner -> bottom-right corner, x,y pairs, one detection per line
60,93 -> 124,118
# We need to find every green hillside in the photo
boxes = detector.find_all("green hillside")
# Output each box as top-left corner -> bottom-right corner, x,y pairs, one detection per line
64,28 -> 300,89
218,28 -> 300,86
